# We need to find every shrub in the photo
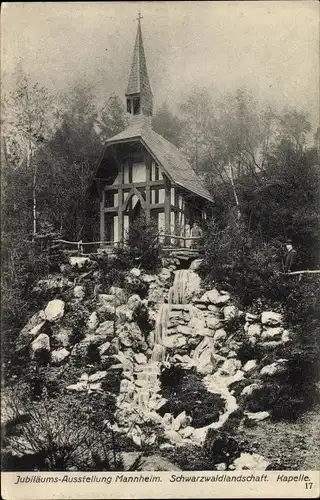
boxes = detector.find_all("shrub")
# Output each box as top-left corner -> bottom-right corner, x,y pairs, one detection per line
159,366 -> 225,427
114,216 -> 163,271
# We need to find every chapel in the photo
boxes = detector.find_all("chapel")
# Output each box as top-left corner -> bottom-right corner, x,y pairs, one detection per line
92,16 -> 213,246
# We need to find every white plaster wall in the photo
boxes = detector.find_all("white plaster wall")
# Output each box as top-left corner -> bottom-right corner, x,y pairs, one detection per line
158,189 -> 165,204
132,162 -> 146,183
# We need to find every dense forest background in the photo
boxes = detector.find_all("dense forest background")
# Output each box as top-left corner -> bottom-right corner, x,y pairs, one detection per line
1,70 -> 320,332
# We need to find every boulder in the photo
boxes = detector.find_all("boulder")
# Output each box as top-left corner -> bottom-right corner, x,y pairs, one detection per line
98,294 -> 118,308
179,426 -> 194,439
134,353 -> 147,364
260,359 -> 288,377
163,334 -> 187,349
121,451 -> 143,471
216,463 -> 227,471
141,273 -> 157,283
127,294 -> 142,311
185,272 -> 202,301
207,305 -> 220,313
30,334 -> 50,359
232,452 -> 270,470
200,289 -> 230,305
245,411 -> 270,422
44,299 -> 65,322
130,268 -> 141,277
109,286 -> 127,304
117,305 -> 134,323
108,337 -> 120,355
164,429 -> 183,444
118,323 -> 143,348
245,312 -> 259,323
242,359 -> 257,373
261,327 -> 284,341
189,258 -> 203,271
148,285 -> 165,303
223,305 -> 238,321
176,325 -> 194,336
98,342 -> 111,356
95,320 -> 115,339
261,311 -> 283,327
213,329 -> 227,344
51,348 -> 70,365
158,268 -> 172,282
87,312 -> 99,330
73,285 -> 85,300
88,371 -> 107,383
52,327 -> 71,347
246,323 -> 262,337
69,256 -> 91,269
193,337 -> 215,375
206,316 -> 223,330
220,358 -> 241,376
241,383 -> 262,397
172,411 -> 190,431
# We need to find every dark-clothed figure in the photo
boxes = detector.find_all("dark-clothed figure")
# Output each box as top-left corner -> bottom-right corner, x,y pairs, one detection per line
283,241 -> 297,273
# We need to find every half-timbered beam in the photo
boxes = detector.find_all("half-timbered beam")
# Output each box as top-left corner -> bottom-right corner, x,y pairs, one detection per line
103,180 -> 164,191
145,154 -> 151,222
100,188 -> 105,242
118,162 -> 124,242
164,176 -> 171,244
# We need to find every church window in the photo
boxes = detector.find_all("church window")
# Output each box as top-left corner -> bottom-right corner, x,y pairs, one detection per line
133,97 -> 141,115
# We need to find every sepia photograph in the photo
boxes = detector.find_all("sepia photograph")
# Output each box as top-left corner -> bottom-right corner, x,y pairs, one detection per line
1,1 -> 319,496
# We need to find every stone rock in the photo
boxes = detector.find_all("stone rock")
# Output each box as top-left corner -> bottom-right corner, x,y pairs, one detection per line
164,429 -> 183,444
261,311 -> 283,327
127,294 -> 142,311
98,342 -> 111,356
241,383 -> 262,397
193,337 -> 215,375
282,330 -> 290,343
158,268 -> 172,282
95,320 -> 115,339
184,272 -> 202,301
51,348 -> 70,365
98,294 -> 118,308
108,337 -> 120,355
176,325 -> 194,336
134,353 -> 147,364
220,358 -> 241,376
162,413 -> 174,428
87,312 -> 99,330
147,285 -> 165,303
227,351 -> 237,359
245,411 -> 270,422
117,305 -> 134,323
232,452 -> 270,470
69,256 -> 91,269
261,327 -> 284,341
121,452 -> 143,471
44,299 -> 65,322
88,371 -> 107,383
260,359 -> 288,377
242,360 -> 257,373
163,334 -> 187,349
207,305 -> 220,313
189,258 -> 203,271
118,323 -> 143,348
215,463 -> 227,471
34,275 -> 72,293
141,273 -> 157,283
213,329 -> 227,344
109,286 -> 127,304
130,268 -> 141,277
179,426 -> 194,439
200,289 -> 230,305
172,411 -> 189,431
245,312 -> 259,323
52,327 -> 71,347
246,323 -> 262,337
206,316 -> 223,330
30,334 -> 50,359
73,285 -> 85,299
223,305 -> 238,321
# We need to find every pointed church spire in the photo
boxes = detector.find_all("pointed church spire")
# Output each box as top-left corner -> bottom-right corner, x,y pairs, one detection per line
125,13 -> 153,118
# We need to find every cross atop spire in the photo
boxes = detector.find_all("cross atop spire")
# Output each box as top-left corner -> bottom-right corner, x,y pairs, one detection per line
125,13 -> 153,119
136,11 -> 143,22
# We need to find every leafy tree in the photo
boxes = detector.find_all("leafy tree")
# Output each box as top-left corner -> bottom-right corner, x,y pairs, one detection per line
152,102 -> 183,147
97,95 -> 128,143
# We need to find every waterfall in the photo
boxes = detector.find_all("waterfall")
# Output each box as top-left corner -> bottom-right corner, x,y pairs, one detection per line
168,269 -> 190,304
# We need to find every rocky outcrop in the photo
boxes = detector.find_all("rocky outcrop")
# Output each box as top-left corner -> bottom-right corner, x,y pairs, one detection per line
44,299 -> 65,322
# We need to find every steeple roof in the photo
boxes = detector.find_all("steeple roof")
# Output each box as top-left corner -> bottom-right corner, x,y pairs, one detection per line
126,16 -> 153,99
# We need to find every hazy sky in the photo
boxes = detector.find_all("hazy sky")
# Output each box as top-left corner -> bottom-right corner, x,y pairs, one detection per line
2,1 -> 319,130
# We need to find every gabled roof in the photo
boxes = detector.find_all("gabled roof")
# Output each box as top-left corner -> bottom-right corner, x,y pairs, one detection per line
102,118 -> 214,203
126,19 -> 152,98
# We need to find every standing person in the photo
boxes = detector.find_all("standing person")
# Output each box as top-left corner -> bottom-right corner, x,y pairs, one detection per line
283,240 -> 297,273
190,221 -> 203,248
184,220 -> 191,248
